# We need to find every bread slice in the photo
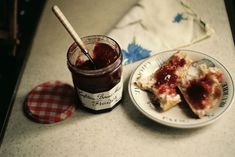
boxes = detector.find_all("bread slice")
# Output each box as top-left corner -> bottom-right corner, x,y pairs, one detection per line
178,64 -> 223,118
136,51 -> 192,111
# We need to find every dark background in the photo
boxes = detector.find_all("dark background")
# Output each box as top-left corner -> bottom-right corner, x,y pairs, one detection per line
225,0 -> 235,44
0,0 -> 46,145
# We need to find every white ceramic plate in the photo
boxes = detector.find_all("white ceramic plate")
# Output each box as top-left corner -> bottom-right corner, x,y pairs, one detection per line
128,50 -> 234,128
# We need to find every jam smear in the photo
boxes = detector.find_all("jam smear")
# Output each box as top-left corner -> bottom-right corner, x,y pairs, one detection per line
76,43 -> 118,70
186,80 -> 209,109
154,55 -> 186,94
186,73 -> 222,109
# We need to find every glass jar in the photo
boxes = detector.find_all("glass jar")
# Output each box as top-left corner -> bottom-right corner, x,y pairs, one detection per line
67,35 -> 123,113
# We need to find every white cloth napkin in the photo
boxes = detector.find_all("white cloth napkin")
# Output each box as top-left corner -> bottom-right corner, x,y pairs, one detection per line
108,0 -> 214,64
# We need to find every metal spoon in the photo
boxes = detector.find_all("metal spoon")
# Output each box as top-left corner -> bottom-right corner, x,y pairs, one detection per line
52,5 -> 96,68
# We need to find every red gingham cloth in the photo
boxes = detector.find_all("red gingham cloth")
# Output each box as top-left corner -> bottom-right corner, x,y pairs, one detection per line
24,81 -> 75,123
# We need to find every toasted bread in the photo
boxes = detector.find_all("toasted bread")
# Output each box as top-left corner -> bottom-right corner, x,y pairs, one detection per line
178,64 -> 223,118
136,51 -> 192,111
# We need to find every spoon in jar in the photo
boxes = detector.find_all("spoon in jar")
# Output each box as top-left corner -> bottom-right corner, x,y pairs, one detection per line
52,5 -> 96,68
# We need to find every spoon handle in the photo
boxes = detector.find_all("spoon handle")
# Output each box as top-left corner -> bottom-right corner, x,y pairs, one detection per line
52,5 -> 96,68
52,5 -> 86,50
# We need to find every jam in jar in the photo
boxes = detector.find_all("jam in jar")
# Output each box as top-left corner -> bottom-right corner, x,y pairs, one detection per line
67,35 -> 123,113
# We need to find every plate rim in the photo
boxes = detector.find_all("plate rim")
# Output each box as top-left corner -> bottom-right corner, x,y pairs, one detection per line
128,49 -> 235,128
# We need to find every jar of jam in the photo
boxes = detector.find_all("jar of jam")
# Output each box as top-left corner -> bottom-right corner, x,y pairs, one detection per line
67,35 -> 123,113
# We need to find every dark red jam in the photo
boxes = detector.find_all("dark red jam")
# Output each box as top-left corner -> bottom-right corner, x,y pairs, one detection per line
186,73 -> 222,109
154,55 -> 186,94
186,80 -> 209,109
68,42 -> 122,93
75,43 -> 119,70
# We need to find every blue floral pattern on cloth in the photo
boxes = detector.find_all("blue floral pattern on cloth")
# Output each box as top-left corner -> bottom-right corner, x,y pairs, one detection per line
173,13 -> 187,23
122,43 -> 151,65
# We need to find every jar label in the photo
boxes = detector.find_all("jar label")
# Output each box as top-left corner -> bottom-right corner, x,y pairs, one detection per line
76,80 -> 123,110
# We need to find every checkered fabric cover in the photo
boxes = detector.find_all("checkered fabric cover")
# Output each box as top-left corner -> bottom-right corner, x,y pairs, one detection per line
25,81 -> 75,123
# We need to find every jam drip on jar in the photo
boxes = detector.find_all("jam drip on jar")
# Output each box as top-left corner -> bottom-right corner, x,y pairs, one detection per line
154,56 -> 186,94
76,43 -> 118,70
186,73 -> 222,109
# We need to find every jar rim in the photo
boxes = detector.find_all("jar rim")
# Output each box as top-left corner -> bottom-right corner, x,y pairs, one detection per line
67,35 -> 122,76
